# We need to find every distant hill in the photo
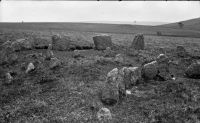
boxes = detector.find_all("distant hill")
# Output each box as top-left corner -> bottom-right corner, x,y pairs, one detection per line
159,17 -> 200,31
0,22 -> 200,38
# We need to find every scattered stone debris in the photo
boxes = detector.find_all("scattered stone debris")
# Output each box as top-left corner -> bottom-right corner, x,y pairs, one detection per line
114,54 -> 124,64
11,38 -> 33,51
176,45 -> 188,57
26,62 -> 35,73
97,107 -> 112,121
131,34 -> 145,50
49,57 -> 61,70
185,61 -> 200,79
93,35 -> 113,50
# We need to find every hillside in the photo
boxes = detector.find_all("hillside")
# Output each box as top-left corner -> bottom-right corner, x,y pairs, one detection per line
0,22 -> 200,38
159,17 -> 200,31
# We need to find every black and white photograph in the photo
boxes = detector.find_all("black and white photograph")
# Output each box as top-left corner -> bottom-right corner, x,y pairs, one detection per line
0,1 -> 200,122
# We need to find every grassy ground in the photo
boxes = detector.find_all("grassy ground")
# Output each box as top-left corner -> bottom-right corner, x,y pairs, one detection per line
0,28 -> 200,123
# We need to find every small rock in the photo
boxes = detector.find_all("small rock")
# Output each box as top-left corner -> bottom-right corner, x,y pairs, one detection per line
104,47 -> 115,57
131,34 -> 145,50
97,107 -> 112,121
185,62 -> 200,79
5,73 -> 13,84
114,54 -> 124,63
156,54 -> 169,63
93,35 -> 112,50
176,45 -> 187,57
26,62 -> 35,73
49,57 -> 61,69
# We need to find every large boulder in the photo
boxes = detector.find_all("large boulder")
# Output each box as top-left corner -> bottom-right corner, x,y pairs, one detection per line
185,62 -> 200,79
176,45 -> 187,57
11,38 -> 33,51
52,35 -> 71,51
33,37 -> 52,49
142,61 -> 158,80
93,35 -> 112,50
131,34 -> 145,50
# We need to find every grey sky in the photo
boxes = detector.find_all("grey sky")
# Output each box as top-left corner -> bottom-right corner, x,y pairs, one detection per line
0,1 -> 200,23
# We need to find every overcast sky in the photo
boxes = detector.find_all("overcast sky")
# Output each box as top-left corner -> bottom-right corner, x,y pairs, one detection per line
0,1 -> 200,23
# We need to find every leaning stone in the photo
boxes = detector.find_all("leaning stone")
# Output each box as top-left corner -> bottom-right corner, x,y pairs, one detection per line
185,62 -> 200,79
93,35 -> 112,50
97,107 -> 112,121
26,62 -> 35,73
131,34 -> 145,50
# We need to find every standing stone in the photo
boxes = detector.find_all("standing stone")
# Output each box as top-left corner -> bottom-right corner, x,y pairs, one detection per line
46,44 -> 54,60
185,62 -> 200,79
52,35 -> 71,51
93,35 -> 112,50
176,45 -> 187,57
131,34 -> 145,50
142,61 -> 158,80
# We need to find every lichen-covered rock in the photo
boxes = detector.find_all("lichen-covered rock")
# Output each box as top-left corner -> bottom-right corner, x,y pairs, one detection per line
26,62 -> 35,73
11,38 -> 33,51
142,61 -> 158,80
185,62 -> 200,79
93,35 -> 112,50
131,34 -> 145,50
97,107 -> 112,121
119,67 -> 141,89
176,45 -> 187,57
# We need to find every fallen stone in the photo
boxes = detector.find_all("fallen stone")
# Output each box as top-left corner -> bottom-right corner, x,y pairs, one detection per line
26,62 -> 35,73
11,38 -> 33,51
93,35 -> 112,50
131,34 -> 145,50
97,107 -> 112,121
176,45 -> 187,57
185,62 -> 200,79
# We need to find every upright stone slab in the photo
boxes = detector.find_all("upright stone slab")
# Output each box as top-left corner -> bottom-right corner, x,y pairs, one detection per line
93,35 -> 112,50
131,34 -> 145,50
52,35 -> 71,51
